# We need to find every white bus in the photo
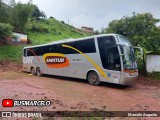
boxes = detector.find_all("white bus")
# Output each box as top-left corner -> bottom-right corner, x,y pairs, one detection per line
23,34 -> 141,85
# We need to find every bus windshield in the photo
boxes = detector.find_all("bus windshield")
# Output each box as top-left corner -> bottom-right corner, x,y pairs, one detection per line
117,36 -> 137,69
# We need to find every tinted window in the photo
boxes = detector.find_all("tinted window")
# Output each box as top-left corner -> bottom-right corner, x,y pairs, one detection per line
97,36 -> 119,70
77,38 -> 96,53
34,47 -> 42,56
27,47 -> 42,56
97,36 -> 116,48
41,44 -> 63,55
107,47 -> 121,71
23,49 -> 27,57
50,44 -> 63,53
63,42 -> 78,54
41,46 -> 51,54
27,48 -> 34,56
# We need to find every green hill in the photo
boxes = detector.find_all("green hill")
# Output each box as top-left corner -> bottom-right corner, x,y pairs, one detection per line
27,18 -> 93,44
0,18 -> 93,62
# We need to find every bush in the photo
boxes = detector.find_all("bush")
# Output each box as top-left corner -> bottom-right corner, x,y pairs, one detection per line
0,23 -> 13,38
152,72 -> 160,80
30,23 -> 49,33
71,29 -> 76,33
61,21 -> 65,24
147,72 -> 160,80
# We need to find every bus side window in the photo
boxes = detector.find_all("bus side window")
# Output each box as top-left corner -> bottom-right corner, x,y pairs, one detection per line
34,47 -> 42,56
41,46 -> 51,55
27,48 -> 34,56
51,44 -> 63,53
77,38 -> 96,53
23,49 -> 27,57
107,47 -> 121,71
63,42 -> 78,54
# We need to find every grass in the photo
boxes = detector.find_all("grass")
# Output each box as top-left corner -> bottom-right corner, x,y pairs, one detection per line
147,72 -> 160,80
154,72 -> 160,80
27,18 -> 92,45
0,45 -> 24,63
28,32 -> 84,45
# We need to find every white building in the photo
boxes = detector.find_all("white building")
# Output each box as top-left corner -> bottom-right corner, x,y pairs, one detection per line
6,32 -> 28,45
146,55 -> 160,73
13,32 -> 27,43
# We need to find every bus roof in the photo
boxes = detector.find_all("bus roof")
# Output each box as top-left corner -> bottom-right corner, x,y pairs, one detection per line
24,33 -> 120,49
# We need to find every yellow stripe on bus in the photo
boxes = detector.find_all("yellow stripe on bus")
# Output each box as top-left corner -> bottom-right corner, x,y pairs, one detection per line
62,44 -> 110,80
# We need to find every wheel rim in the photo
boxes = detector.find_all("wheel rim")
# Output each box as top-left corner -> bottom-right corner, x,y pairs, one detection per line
31,68 -> 35,75
88,72 -> 101,85
37,68 -> 41,76
90,75 -> 97,83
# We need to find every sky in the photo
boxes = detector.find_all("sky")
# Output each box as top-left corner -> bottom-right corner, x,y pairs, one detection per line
5,0 -> 160,31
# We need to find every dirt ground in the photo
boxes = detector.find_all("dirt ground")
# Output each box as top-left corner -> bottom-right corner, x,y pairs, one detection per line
0,61 -> 160,120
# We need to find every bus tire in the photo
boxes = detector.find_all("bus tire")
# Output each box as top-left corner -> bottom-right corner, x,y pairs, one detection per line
31,67 -> 36,75
87,71 -> 101,86
36,67 -> 42,77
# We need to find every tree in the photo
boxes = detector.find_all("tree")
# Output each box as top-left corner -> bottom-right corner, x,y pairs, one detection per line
9,0 -> 16,7
106,13 -> 160,52
94,30 -> 100,35
0,23 -> 13,44
0,0 -> 47,32
32,5 -> 46,20
0,0 -> 11,23
10,2 -> 34,32
105,13 -> 160,75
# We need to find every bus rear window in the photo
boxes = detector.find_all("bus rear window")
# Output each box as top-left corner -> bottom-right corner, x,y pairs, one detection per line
23,49 -> 27,57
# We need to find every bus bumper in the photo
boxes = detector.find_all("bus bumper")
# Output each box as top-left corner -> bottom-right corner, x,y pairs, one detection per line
125,76 -> 137,86
120,74 -> 138,86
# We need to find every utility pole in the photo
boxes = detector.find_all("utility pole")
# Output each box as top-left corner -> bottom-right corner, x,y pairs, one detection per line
68,18 -> 69,25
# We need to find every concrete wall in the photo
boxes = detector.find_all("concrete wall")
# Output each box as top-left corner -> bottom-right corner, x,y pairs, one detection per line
146,55 -> 160,73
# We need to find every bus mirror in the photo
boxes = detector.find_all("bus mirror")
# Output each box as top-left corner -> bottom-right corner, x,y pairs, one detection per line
132,46 -> 143,60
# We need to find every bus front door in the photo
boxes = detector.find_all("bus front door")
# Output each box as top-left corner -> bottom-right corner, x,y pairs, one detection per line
106,47 -> 121,84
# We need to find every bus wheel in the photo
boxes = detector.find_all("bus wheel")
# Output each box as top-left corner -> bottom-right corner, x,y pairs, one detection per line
87,71 -> 101,86
31,67 -> 36,75
36,67 -> 42,77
